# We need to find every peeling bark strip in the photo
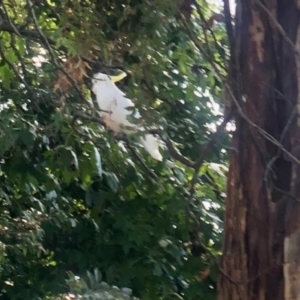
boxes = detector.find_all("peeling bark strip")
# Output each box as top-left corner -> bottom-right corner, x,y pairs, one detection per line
284,16 -> 300,300
284,232 -> 300,300
218,0 -> 300,299
249,10 -> 265,65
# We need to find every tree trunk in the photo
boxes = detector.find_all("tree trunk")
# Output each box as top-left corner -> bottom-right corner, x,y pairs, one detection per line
218,1 -> 300,299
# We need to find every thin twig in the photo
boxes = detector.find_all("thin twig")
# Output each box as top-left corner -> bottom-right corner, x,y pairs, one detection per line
0,44 -> 32,91
226,84 -> 300,166
25,0 -> 95,110
178,11 -> 227,83
256,0 -> 300,59
149,129 -> 195,168
1,3 -> 21,36
222,0 -> 234,52
194,2 -> 226,71
73,111 -> 106,127
126,143 -> 160,182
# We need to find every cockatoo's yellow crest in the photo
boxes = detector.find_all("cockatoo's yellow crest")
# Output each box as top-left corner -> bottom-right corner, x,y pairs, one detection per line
91,72 -> 163,161
110,72 -> 127,83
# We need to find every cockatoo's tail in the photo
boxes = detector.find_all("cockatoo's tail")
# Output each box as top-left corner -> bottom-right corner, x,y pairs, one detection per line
91,72 -> 163,161
139,134 -> 163,161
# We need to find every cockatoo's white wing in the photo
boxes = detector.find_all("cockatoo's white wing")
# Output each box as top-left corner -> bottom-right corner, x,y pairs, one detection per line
107,93 -> 141,133
112,95 -> 163,160
109,95 -> 162,160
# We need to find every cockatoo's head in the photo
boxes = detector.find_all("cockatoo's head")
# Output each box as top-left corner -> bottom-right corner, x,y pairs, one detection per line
91,72 -> 127,95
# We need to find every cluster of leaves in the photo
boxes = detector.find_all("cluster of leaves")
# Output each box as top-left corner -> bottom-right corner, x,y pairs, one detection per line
0,0 -> 229,299
60,268 -> 138,300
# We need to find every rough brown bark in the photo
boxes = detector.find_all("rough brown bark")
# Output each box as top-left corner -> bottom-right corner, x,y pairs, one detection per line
218,0 -> 300,299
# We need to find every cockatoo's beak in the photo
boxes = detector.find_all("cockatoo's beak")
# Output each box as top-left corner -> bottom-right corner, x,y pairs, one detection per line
110,72 -> 127,83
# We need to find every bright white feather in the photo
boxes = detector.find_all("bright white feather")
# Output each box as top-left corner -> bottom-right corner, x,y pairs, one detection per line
91,73 -> 163,161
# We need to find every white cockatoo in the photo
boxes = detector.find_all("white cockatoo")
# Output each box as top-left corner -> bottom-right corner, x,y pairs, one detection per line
91,72 -> 163,161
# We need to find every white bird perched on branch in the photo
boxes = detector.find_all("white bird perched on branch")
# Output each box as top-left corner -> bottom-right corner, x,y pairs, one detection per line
91,72 -> 163,161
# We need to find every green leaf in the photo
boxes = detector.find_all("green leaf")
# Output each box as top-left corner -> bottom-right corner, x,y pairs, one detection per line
94,268 -> 102,283
0,64 -> 14,89
153,263 -> 163,276
69,149 -> 79,170
105,172 -> 119,192
20,128 -> 35,147
92,147 -> 102,177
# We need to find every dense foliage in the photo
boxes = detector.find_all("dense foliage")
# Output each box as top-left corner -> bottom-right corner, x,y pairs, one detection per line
0,0 -> 230,299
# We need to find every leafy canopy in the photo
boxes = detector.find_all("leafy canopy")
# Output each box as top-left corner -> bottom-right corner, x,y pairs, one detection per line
0,0 -> 229,299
